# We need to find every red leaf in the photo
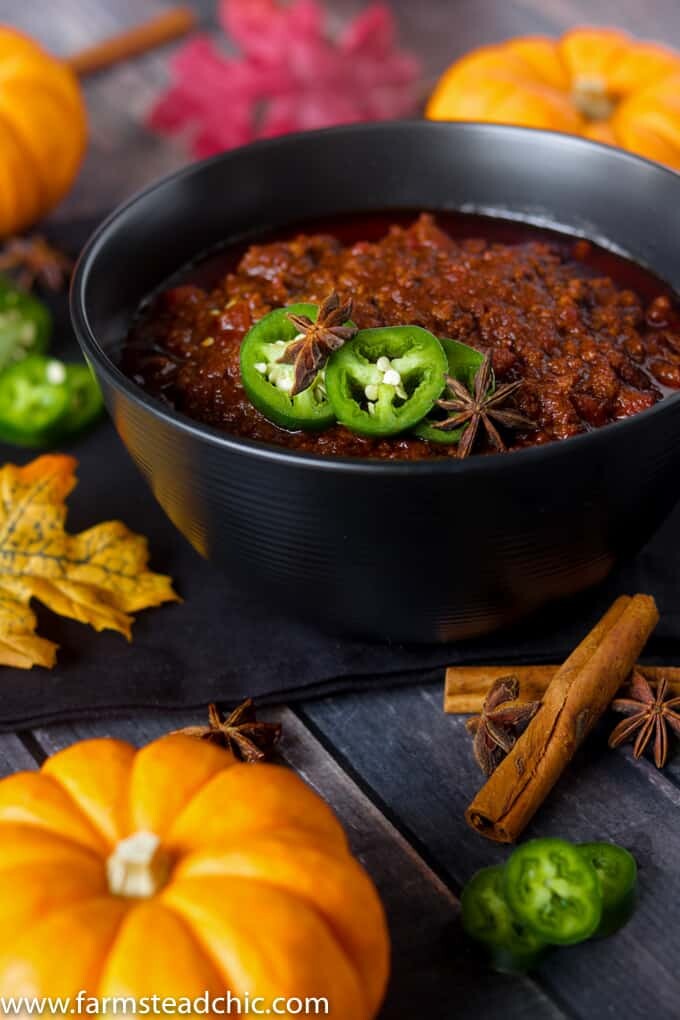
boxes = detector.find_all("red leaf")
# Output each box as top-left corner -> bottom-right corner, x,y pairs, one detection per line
146,0 -> 421,158
221,0 -> 324,63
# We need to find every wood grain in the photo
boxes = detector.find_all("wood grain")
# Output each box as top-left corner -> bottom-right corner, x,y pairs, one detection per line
31,707 -> 564,1020
0,734 -> 39,777
301,685 -> 680,1018
67,6 -> 196,77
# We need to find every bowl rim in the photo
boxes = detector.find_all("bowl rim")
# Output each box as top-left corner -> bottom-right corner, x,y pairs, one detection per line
71,118 -> 680,477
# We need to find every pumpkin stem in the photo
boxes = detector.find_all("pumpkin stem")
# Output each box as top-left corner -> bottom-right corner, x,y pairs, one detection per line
107,831 -> 170,898
572,75 -> 617,121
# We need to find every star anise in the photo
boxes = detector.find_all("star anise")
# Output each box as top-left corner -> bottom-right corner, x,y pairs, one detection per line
278,291 -> 357,395
466,675 -> 541,776
0,235 -> 73,292
171,699 -> 281,763
609,670 -> 680,768
433,354 -> 535,457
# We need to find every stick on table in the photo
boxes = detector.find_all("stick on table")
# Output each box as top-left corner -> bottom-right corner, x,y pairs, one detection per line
465,595 -> 659,843
444,663 -> 680,714
65,6 -> 196,77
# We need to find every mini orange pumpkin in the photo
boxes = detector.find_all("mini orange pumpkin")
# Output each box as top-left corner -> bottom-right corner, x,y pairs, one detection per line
427,27 -> 680,171
0,734 -> 389,1016
0,27 -> 87,236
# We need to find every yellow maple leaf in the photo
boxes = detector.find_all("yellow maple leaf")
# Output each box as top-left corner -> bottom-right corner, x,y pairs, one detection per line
0,454 -> 179,669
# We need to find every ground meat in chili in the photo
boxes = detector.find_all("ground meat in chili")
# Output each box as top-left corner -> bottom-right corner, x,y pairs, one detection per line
122,213 -> 680,459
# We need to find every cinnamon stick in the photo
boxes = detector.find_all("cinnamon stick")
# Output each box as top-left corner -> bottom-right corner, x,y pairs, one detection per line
465,594 -> 659,843
66,7 -> 196,77
444,664 -> 680,714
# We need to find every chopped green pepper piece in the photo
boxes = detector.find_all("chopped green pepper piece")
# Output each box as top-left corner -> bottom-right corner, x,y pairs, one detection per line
413,337 -> 486,444
578,843 -> 638,938
0,356 -> 104,448
325,326 -> 447,437
63,363 -> 104,437
0,355 -> 70,447
504,838 -> 603,945
240,304 -> 338,430
0,278 -> 51,371
461,864 -> 548,974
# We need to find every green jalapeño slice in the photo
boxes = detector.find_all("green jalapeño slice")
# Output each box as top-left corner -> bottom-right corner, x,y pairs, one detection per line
325,326 -> 447,437
0,356 -> 104,448
62,363 -> 105,437
0,355 -> 71,447
577,843 -> 638,938
504,838 -> 603,945
413,337 -> 486,444
240,304 -> 339,431
461,865 -> 548,974
0,279 -> 51,371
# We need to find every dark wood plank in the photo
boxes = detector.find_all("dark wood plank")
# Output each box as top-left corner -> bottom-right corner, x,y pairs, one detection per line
32,708 -> 564,1020
0,734 -> 39,777
263,711 -> 564,1020
299,684 -> 680,1019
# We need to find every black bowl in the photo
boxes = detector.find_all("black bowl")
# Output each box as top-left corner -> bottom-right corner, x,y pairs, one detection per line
71,121 -> 680,643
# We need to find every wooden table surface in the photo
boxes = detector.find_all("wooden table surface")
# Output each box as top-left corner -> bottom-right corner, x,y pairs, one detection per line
1,2 -> 679,1017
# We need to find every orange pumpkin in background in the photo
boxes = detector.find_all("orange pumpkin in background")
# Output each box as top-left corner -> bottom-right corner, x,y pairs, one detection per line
427,27 -> 680,171
0,27 -> 87,236
0,734 -> 389,1016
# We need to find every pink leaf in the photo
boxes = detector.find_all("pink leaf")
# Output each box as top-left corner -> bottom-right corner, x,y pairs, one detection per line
340,3 -> 395,56
220,0 -> 324,63
146,0 -> 422,158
